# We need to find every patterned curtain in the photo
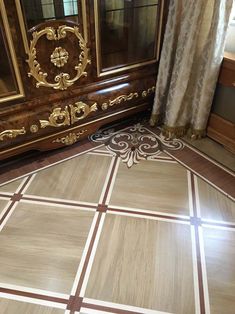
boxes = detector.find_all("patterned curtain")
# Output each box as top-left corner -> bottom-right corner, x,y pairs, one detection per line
150,0 -> 233,138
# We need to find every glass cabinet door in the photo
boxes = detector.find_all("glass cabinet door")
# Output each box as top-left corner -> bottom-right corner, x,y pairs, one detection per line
20,0 -> 82,29
16,0 -> 89,91
0,2 -> 24,103
95,0 -> 162,75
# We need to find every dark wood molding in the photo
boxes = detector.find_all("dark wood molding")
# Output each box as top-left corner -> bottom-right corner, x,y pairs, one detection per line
207,113 -> 235,154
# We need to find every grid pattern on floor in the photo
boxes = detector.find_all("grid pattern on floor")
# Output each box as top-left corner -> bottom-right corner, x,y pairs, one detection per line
0,145 -> 234,314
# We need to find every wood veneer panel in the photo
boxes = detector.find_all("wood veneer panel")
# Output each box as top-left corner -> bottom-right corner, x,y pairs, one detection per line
0,178 -> 24,193
0,139 -> 97,185
0,199 -> 8,216
85,214 -> 195,313
197,177 -> 235,223
110,160 -> 190,216
0,299 -> 64,314
203,227 -> 235,314
0,202 -> 94,294
25,154 -> 111,203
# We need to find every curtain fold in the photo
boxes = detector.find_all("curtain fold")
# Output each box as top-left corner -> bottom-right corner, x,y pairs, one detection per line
150,0 -> 233,138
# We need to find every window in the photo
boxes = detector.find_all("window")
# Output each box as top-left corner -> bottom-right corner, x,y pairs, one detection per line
225,3 -> 235,53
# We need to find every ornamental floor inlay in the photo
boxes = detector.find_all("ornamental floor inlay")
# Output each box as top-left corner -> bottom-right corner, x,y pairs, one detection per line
0,122 -> 234,314
90,123 -> 184,168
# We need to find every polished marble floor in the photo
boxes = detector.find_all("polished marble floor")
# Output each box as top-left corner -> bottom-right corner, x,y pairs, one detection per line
0,126 -> 234,314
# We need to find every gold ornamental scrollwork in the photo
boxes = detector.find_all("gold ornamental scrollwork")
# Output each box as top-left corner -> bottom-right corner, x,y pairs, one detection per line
52,130 -> 87,146
50,46 -> 69,68
70,101 -> 98,124
39,102 -> 97,129
142,86 -> 156,98
0,127 -> 26,141
27,25 -> 90,90
39,107 -> 70,129
101,92 -> 139,110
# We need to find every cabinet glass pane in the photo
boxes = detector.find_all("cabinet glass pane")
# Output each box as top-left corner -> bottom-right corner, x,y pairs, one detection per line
21,0 -> 80,29
0,23 -> 17,97
98,0 -> 159,70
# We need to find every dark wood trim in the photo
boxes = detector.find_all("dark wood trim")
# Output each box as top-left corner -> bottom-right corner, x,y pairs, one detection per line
219,52 -> 235,87
207,113 -> 235,154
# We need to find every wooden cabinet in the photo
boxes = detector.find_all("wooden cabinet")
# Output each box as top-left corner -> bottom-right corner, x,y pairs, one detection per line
0,0 -> 167,161
207,52 -> 235,154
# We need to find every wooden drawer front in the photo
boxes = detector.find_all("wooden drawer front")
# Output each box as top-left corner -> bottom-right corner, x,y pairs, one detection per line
0,77 -> 156,149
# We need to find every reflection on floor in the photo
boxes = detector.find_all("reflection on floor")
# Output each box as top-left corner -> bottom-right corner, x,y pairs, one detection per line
0,125 -> 234,314
183,136 -> 235,172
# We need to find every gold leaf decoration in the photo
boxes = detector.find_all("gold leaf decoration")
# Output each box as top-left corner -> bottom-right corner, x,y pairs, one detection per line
50,46 -> 69,68
0,127 -> 26,141
27,25 -> 90,90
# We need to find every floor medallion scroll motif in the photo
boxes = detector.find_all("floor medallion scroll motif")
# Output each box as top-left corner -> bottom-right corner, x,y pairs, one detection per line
90,123 -> 184,167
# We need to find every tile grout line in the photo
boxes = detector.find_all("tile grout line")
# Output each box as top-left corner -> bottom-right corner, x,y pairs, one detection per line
67,212 -> 104,313
0,175 -> 34,231
21,195 -> 98,210
17,174 -> 37,194
0,288 -> 68,308
0,202 -> 18,232
70,212 -> 101,296
98,156 -> 117,205
0,293 -> 67,310
107,208 -> 190,224
188,170 -> 201,314
68,155 -> 120,313
81,302 -> 145,314
201,222 -> 235,231
104,157 -> 120,206
190,172 -> 208,314
81,298 -> 174,314
79,214 -> 106,298
0,283 -> 69,299
100,156 -> 120,206
193,175 -> 211,314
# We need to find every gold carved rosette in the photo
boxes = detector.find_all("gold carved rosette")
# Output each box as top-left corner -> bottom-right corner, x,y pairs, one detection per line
27,25 -> 90,90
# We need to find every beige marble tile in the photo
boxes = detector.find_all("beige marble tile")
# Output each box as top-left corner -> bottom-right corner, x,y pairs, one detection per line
0,299 -> 64,314
0,199 -> 9,216
197,178 -> 235,223
26,154 -> 112,203
110,160 -> 190,216
85,214 -> 195,313
0,179 -> 24,193
0,202 -> 94,294
203,227 -> 235,314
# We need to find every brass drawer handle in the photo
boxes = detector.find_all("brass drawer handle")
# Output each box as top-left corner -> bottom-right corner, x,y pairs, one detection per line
39,102 -> 98,129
